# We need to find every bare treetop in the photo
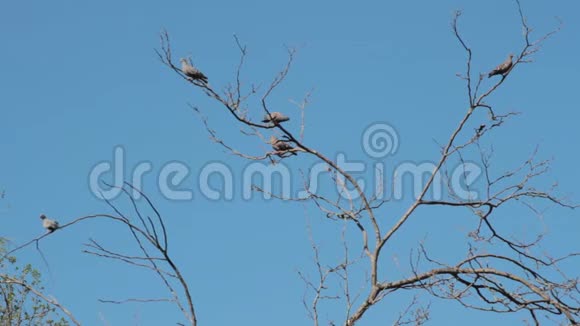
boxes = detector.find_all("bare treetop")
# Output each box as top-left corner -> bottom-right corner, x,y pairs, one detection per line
3,1 -> 577,326
152,1 -> 578,325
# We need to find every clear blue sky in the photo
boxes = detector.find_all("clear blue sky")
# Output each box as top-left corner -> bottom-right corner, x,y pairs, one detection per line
1,0 -> 579,325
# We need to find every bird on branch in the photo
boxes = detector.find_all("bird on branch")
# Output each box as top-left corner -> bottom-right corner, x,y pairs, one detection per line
40,214 -> 59,233
180,58 -> 208,83
262,112 -> 290,124
269,136 -> 297,156
488,54 -> 513,78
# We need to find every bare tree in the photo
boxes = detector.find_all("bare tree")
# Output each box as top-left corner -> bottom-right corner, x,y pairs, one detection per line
158,1 -> 578,325
3,2 -> 577,325
2,183 -> 197,326
82,183 -> 197,326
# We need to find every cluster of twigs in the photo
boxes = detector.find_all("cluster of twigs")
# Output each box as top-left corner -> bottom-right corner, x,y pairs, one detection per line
154,0 -> 578,325
3,1 -> 577,325
2,183 -> 197,325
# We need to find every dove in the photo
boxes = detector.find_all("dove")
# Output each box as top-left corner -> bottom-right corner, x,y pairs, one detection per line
180,58 -> 208,83
488,54 -> 513,78
269,136 -> 297,156
40,214 -> 59,233
262,112 -> 290,124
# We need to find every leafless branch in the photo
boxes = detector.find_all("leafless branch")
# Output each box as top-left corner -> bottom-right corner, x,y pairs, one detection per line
161,1 -> 577,325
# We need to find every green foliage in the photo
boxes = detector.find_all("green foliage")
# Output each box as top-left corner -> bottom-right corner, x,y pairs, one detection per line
0,238 -> 70,326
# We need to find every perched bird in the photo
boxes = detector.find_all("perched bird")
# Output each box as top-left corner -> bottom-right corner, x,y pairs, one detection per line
40,214 -> 59,233
269,136 -> 297,156
262,112 -> 290,124
488,54 -> 513,78
180,58 -> 208,83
